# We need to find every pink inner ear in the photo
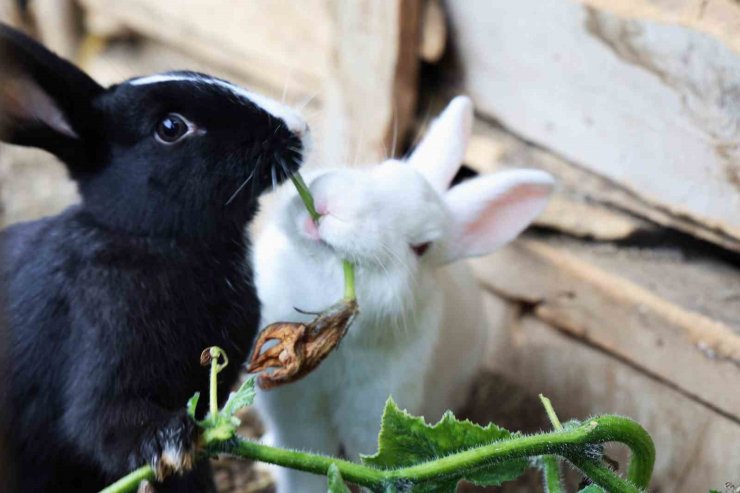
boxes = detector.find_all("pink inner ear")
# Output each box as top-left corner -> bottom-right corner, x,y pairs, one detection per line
462,184 -> 550,255
1,77 -> 77,138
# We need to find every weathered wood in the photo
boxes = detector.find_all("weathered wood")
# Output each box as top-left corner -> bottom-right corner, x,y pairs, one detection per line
0,0 -> 22,27
419,0 -> 446,63
466,119 -> 740,252
78,0 -> 330,99
471,237 -> 740,420
321,0 -> 421,166
465,127 -> 652,241
579,0 -> 740,56
29,0 -> 78,59
446,0 -> 740,245
0,144 -> 78,228
482,308 -> 740,493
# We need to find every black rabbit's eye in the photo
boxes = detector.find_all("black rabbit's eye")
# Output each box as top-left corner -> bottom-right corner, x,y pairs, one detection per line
155,114 -> 191,144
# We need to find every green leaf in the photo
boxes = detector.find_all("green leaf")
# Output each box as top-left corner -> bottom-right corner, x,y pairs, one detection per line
362,398 -> 528,490
222,377 -> 256,417
186,392 -> 200,419
327,464 -> 351,493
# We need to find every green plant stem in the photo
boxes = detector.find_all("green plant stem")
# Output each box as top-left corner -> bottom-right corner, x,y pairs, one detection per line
291,172 -> 357,302
539,394 -> 564,493
209,355 -> 219,419
540,394 -> 563,431
541,456 -> 563,493
342,259 -> 356,301
101,415 -> 653,493
290,173 -> 321,222
100,466 -> 153,493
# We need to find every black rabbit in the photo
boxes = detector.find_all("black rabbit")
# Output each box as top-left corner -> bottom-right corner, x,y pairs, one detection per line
0,24 -> 308,492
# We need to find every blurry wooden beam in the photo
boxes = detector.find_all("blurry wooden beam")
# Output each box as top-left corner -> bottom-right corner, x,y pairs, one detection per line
579,0 -> 740,55
29,0 -> 78,58
78,0 -> 329,99
467,119 -> 740,252
321,0 -> 421,166
0,0 -> 21,26
446,0 -> 740,247
482,309 -> 740,492
473,238 -> 740,421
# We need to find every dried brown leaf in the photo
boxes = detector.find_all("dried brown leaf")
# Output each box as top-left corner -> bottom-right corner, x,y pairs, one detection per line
247,300 -> 358,389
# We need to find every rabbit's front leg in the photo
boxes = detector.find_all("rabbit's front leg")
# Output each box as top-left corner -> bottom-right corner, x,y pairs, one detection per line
256,375 -> 340,493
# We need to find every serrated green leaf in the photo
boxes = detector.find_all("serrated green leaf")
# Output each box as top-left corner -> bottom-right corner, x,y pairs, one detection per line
327,464 -> 351,493
362,399 -> 527,490
222,377 -> 256,417
577,485 -> 606,493
186,392 -> 200,419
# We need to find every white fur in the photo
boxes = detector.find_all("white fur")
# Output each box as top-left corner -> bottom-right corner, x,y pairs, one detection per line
253,96 -> 554,493
129,74 -> 308,136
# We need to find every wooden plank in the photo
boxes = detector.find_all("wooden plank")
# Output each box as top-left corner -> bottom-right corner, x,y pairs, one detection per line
78,0 -> 330,99
0,0 -> 22,28
0,144 -> 78,228
445,0 -> 740,244
321,0 -> 421,165
471,237 -> 740,420
578,0 -> 740,56
465,124 -> 653,241
481,308 -> 740,493
466,119 -> 740,252
29,0 -> 78,59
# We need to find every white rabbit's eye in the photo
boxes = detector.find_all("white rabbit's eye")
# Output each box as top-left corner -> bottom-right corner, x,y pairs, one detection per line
155,113 -> 191,144
411,242 -> 431,257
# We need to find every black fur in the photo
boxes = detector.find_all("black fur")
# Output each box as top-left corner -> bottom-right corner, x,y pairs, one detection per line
0,25 -> 304,492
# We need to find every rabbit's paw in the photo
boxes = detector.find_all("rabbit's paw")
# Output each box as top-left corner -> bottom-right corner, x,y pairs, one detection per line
138,411 -> 198,480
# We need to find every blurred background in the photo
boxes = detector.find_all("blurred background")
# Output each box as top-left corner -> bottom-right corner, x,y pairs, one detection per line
1,0 -> 739,491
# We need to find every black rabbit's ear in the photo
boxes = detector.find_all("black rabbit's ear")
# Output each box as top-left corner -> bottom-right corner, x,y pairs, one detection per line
0,24 -> 103,166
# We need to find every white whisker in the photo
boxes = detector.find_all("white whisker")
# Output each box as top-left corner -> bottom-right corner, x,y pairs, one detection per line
225,163 -> 259,206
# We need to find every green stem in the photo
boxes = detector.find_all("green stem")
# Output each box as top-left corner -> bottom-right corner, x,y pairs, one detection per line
209,355 -> 218,419
342,260 -> 356,301
99,466 -> 153,493
290,172 -> 321,222
541,456 -> 563,493
291,172 -> 357,303
540,394 -> 563,431
539,394 -> 564,493
100,415 -> 653,493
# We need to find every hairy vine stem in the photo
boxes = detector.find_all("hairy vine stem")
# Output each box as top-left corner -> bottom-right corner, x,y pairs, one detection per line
101,413 -> 654,493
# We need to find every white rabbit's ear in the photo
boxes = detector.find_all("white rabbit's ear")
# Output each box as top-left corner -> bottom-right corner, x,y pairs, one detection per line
441,170 -> 555,263
408,96 -> 473,193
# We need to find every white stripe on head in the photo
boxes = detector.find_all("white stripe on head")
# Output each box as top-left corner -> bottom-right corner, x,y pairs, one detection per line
129,74 -> 308,136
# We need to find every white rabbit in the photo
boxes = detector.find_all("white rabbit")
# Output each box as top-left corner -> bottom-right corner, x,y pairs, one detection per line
252,96 -> 554,493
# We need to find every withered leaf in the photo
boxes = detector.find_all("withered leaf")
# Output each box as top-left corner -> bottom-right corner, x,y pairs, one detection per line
247,300 -> 358,389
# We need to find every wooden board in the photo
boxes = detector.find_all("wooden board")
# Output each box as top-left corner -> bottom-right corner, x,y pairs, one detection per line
579,0 -> 740,56
471,237 -> 740,421
320,0 -> 421,165
0,0 -> 22,27
0,144 -> 78,228
481,309 -> 740,492
467,118 -> 740,253
78,0 -> 331,99
445,0 -> 740,245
